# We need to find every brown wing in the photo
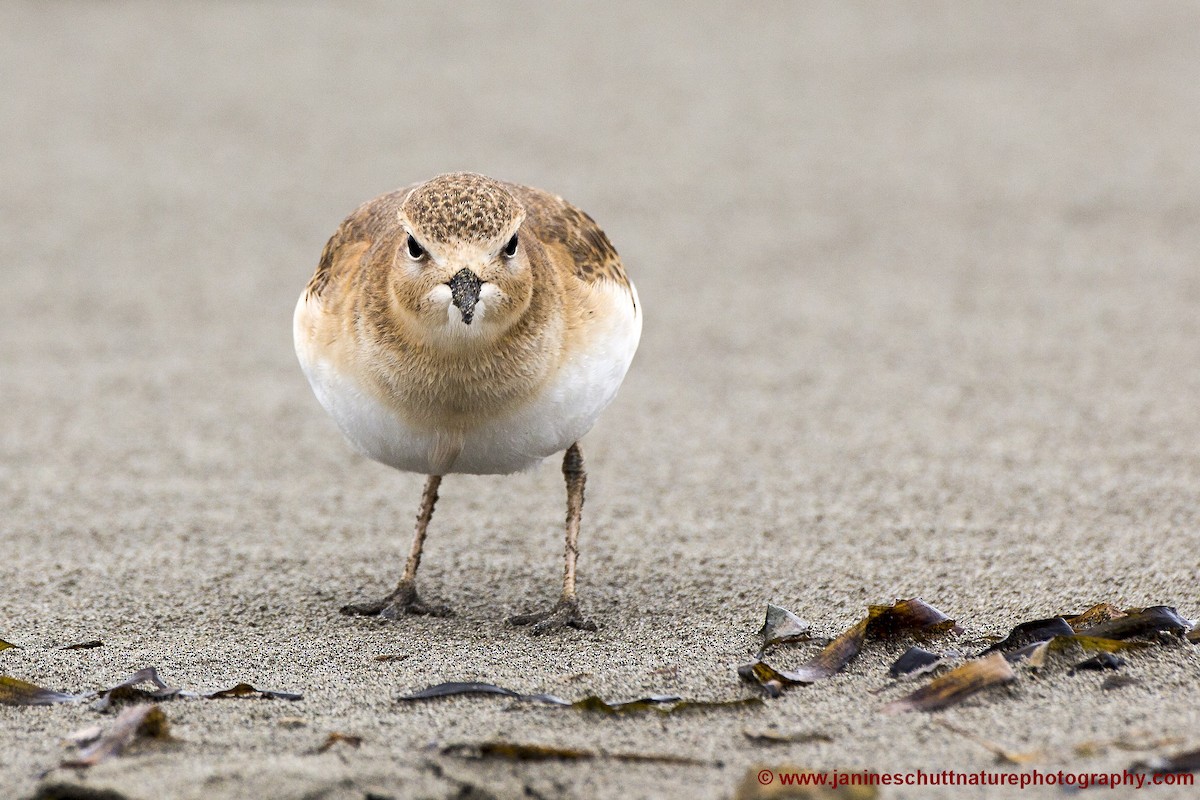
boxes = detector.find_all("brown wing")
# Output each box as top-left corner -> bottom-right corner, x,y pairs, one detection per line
305,189 -> 411,301
504,184 -> 632,293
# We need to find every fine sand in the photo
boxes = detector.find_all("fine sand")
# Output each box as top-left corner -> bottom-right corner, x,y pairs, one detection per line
2,3 -> 1198,799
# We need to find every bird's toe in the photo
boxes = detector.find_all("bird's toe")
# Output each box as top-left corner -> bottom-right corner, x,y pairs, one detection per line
509,598 -> 597,634
341,583 -> 452,618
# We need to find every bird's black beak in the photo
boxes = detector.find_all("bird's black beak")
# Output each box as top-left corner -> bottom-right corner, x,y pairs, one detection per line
447,268 -> 483,324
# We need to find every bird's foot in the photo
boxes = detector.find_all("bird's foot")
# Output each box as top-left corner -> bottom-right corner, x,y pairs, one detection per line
340,581 -> 451,619
508,596 -> 597,635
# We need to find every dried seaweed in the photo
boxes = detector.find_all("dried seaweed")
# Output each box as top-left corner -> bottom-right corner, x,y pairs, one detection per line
982,617 -> 1075,654
62,705 -> 172,768
1071,653 -> 1125,672
740,599 -> 956,695
1006,641 -> 1050,668
1130,747 -> 1200,774
569,695 -> 760,714
0,676 -> 81,706
743,729 -> 834,745
399,681 -> 538,701
63,724 -> 104,747
888,647 -> 947,679
29,784 -> 133,800
314,732 -> 363,753
1074,735 -> 1184,757
61,641 -> 103,651
398,681 -> 757,714
444,741 -> 593,761
1065,603 -> 1128,631
373,653 -> 410,663
758,604 -> 811,650
739,618 -> 868,696
91,668 -> 181,710
935,719 -> 1040,764
984,615 -> 1141,666
442,740 -> 714,766
865,598 -> 957,638
1059,634 -> 1143,653
1074,606 -> 1192,640
2,668 -> 300,708
882,652 -> 1015,714
204,683 -> 302,701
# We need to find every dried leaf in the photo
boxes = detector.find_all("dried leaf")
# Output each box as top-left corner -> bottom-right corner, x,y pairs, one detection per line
61,641 -> 104,651
759,605 -> 811,649
1188,627 -> 1200,644
1071,653 -> 1125,672
888,647 -> 947,678
203,683 -> 302,701
315,732 -> 363,753
882,652 -> 1015,714
1076,606 -> 1192,640
0,675 -> 80,706
934,719 -> 1041,765
62,704 -> 172,768
743,729 -> 834,745
442,740 -> 714,766
734,766 -> 880,799
1130,747 -> 1200,774
0,638 -> 17,651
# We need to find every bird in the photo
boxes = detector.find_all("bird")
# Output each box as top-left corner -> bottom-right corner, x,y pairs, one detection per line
293,172 -> 641,633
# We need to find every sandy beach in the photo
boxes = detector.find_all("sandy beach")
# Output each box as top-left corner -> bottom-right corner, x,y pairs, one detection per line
2,3 -> 1199,798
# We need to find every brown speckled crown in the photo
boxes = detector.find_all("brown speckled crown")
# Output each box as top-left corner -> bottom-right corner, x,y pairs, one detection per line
401,173 -> 521,243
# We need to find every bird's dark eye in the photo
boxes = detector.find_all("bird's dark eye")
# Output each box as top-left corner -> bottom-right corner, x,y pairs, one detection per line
503,233 -> 519,257
406,235 -> 426,260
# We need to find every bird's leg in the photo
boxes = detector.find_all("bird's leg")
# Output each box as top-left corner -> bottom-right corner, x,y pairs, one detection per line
341,474 -> 451,618
509,443 -> 597,634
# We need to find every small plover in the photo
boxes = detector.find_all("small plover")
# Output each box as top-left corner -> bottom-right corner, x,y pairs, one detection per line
294,173 -> 641,633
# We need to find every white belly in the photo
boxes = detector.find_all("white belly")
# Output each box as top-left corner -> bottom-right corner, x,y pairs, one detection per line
295,282 -> 641,475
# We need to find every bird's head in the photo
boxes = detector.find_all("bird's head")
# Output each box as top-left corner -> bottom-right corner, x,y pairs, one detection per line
389,172 -> 532,348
